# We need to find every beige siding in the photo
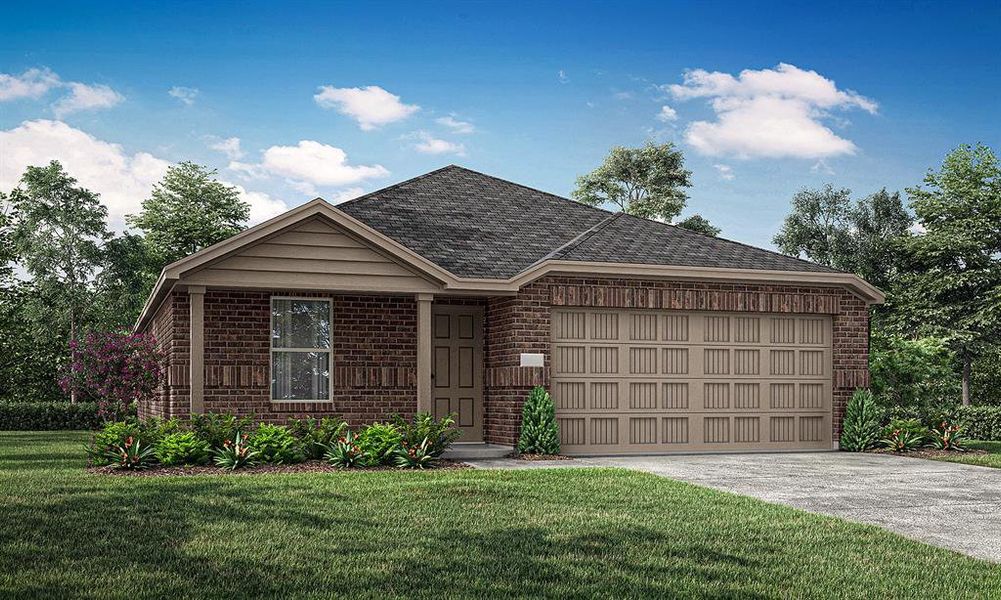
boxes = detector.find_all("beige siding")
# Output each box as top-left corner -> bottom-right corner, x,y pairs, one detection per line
183,217 -> 441,292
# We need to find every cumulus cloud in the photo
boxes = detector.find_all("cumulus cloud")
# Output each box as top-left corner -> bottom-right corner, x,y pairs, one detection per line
0,68 -> 61,101
656,105 -> 678,122
228,184 -> 289,225
52,82 -> 123,117
0,120 -> 168,228
436,115 -> 475,134
259,140 -> 389,186
409,131 -> 465,155
313,85 -> 419,130
713,164 -> 734,181
666,63 -> 877,159
207,136 -> 244,160
168,86 -> 199,106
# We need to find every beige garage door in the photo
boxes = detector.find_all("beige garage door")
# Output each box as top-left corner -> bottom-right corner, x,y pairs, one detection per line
551,308 -> 833,455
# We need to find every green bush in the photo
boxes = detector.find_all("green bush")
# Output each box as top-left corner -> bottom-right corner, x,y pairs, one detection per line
0,401 -> 102,430
392,412 -> 460,458
518,386 -> 560,455
955,406 -> 1001,441
880,418 -> 928,452
191,412 -> 255,448
287,416 -> 347,459
929,421 -> 967,451
355,422 -> 402,465
213,431 -> 259,470
869,333 -> 959,409
393,438 -> 438,469
324,431 -> 368,468
86,418 -> 180,465
840,389 -> 881,452
154,432 -> 211,466
100,435 -> 157,470
249,423 -> 304,464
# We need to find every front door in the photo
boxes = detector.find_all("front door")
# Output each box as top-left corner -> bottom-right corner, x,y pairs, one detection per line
431,305 -> 484,442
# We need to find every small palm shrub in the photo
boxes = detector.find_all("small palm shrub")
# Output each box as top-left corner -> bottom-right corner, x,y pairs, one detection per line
103,436 -> 156,470
86,419 -> 178,465
393,438 -> 438,469
392,412 -> 460,458
840,389 -> 882,452
287,417 -> 348,459
213,431 -> 260,470
192,412 -> 255,448
154,431 -> 211,466
881,419 -> 928,452
355,422 -> 402,465
249,424 -> 304,464
518,386 -> 560,455
324,431 -> 368,468
930,420 -> 967,451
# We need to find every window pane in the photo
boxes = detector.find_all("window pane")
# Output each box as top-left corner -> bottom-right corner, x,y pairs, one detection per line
272,299 -> 330,349
271,351 -> 330,400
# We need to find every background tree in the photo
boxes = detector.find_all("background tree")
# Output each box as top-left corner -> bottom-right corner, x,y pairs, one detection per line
572,142 -> 694,222
127,161 -> 249,266
896,143 -> 1001,405
93,233 -> 161,329
675,214 -> 721,237
10,161 -> 111,402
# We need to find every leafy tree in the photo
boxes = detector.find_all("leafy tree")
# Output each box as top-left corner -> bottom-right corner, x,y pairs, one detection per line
518,386 -> 560,455
93,233 -> 160,329
869,333 -> 958,409
897,144 -> 1001,405
848,189 -> 913,287
10,161 -> 110,402
0,193 -> 16,287
127,161 -> 249,266
572,142 -> 693,221
0,284 -> 67,401
675,214 -> 721,237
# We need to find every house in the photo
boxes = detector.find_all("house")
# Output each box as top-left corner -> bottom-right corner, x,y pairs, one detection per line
135,165 -> 883,455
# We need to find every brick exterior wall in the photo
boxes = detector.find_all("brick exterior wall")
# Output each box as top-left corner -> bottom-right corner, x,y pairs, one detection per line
140,292 -> 190,421
480,276 -> 871,446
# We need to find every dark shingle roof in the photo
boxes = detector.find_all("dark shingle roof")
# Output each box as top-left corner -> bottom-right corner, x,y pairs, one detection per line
337,165 -> 836,278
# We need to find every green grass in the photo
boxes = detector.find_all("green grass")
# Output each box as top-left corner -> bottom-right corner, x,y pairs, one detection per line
1,432 -> 999,599
926,440 -> 1001,469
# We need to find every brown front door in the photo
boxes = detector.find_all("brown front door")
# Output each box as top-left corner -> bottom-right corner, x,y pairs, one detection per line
431,305 -> 484,442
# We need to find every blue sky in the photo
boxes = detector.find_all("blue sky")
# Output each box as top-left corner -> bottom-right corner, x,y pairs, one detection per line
2,1 -> 999,248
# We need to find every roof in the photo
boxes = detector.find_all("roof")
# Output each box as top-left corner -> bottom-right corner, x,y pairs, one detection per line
338,165 -> 839,278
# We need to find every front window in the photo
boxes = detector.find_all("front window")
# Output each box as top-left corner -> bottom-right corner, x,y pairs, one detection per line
271,298 -> 331,401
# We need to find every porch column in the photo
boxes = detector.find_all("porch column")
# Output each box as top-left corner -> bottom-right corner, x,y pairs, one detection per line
188,285 -> 205,415
416,293 -> 434,413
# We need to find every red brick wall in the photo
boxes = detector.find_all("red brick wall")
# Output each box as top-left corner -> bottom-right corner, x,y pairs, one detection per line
139,292 -> 190,421
481,276 -> 871,446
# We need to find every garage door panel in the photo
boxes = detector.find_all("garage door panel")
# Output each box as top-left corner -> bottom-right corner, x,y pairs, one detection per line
552,308 -> 833,455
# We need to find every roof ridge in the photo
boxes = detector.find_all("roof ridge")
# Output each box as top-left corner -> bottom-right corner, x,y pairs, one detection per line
334,164 -> 456,209
549,212 -> 624,260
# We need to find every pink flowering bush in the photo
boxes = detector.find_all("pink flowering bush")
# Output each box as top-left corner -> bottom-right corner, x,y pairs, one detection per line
60,332 -> 164,420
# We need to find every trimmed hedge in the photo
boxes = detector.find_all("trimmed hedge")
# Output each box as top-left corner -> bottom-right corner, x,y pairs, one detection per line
0,402 -> 102,431
955,406 -> 1001,441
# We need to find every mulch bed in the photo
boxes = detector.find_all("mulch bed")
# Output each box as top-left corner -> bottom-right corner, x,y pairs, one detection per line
88,459 -> 470,477
509,453 -> 574,461
869,448 -> 988,459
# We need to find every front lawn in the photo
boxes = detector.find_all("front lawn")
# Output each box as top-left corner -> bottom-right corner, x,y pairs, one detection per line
1,432 -> 999,599
924,440 -> 1001,469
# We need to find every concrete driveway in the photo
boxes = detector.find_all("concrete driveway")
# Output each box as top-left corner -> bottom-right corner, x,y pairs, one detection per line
467,452 -> 1001,562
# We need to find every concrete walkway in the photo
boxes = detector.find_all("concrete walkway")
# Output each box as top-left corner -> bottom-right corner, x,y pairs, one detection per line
465,452 -> 1001,562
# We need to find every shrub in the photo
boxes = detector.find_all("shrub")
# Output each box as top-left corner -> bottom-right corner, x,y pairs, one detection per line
213,431 -> 259,470
393,438 -> 438,469
840,389 -> 881,452
287,417 -> 347,459
355,422 -> 402,465
59,331 -> 164,421
249,423 -> 304,464
191,412 -> 255,448
518,386 -> 560,455
929,421 -> 967,451
0,401 -> 102,430
155,432 -> 211,466
955,406 -> 1001,441
869,333 -> 958,409
102,436 -> 157,470
86,418 -> 180,465
880,419 -> 928,452
324,431 -> 368,468
392,412 -> 460,458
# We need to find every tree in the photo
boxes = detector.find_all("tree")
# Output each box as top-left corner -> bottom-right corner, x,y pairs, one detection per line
572,142 -> 693,221
10,161 -> 110,402
127,161 -> 249,266
0,192 -> 16,287
675,214 -> 721,237
93,233 -> 161,329
773,185 -> 911,288
897,144 -> 1001,405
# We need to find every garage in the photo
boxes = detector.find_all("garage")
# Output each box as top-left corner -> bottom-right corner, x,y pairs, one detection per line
551,308 -> 833,454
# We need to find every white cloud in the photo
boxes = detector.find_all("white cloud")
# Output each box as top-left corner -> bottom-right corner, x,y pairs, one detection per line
52,82 -> 123,117
328,187 -> 364,205
613,91 -> 634,100
656,105 -> 678,122
227,160 -> 268,180
558,70 -> 569,84
667,63 -> 877,159
260,140 -> 389,186
168,86 -> 199,106
713,164 -> 734,181
811,159 -> 835,175
436,115 -> 475,134
208,136 -> 244,160
409,131 -> 465,155
228,184 -> 289,225
313,85 -> 419,130
0,68 -> 61,101
0,120 -> 169,228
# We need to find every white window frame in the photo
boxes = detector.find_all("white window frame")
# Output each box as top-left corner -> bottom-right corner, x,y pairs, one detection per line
269,296 -> 334,403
